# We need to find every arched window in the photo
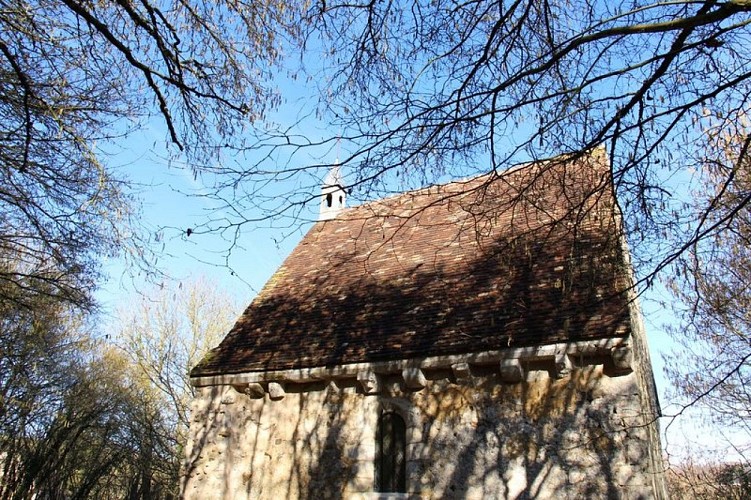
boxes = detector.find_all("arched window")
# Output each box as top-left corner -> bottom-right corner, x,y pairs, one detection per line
375,410 -> 406,493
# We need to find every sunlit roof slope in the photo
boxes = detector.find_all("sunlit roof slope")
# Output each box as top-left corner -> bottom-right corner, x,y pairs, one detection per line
192,148 -> 630,377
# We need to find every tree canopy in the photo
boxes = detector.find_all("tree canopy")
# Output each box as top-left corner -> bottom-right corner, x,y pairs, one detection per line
0,0 -> 300,308
191,0 -> 751,286
665,114 -> 751,459
4,0 -> 751,294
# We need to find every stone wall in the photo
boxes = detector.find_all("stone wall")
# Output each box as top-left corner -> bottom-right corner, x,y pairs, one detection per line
182,359 -> 666,499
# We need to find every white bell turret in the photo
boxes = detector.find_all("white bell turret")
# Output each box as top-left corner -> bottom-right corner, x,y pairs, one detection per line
320,165 -> 346,220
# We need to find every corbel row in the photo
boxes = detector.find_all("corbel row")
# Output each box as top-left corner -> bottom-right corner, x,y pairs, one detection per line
229,343 -> 633,400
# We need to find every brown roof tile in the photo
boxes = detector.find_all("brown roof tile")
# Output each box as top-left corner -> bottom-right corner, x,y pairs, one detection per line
192,149 -> 631,377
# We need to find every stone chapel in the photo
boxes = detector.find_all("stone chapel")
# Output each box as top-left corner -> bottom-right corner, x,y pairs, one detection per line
182,148 -> 668,499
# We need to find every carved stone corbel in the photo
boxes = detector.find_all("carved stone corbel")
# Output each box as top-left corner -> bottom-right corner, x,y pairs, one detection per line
554,353 -> 573,379
357,371 -> 381,394
611,346 -> 633,374
499,359 -> 524,383
402,367 -> 427,389
242,383 -> 266,399
451,362 -> 472,384
268,382 -> 286,400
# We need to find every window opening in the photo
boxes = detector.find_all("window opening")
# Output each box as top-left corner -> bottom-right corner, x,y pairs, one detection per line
375,410 -> 406,493
326,192 -> 333,207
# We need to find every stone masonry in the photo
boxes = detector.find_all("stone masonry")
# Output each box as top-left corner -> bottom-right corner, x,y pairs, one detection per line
182,350 -> 666,499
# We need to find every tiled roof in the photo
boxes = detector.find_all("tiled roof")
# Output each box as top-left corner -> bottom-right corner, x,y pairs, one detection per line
192,149 -> 631,377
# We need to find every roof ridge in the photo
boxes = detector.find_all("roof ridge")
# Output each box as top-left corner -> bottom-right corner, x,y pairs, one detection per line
335,146 -> 608,217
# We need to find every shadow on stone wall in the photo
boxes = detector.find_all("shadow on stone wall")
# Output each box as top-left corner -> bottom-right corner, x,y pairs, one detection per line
301,382 -> 365,499
418,365 -> 649,499
183,359 -> 656,499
